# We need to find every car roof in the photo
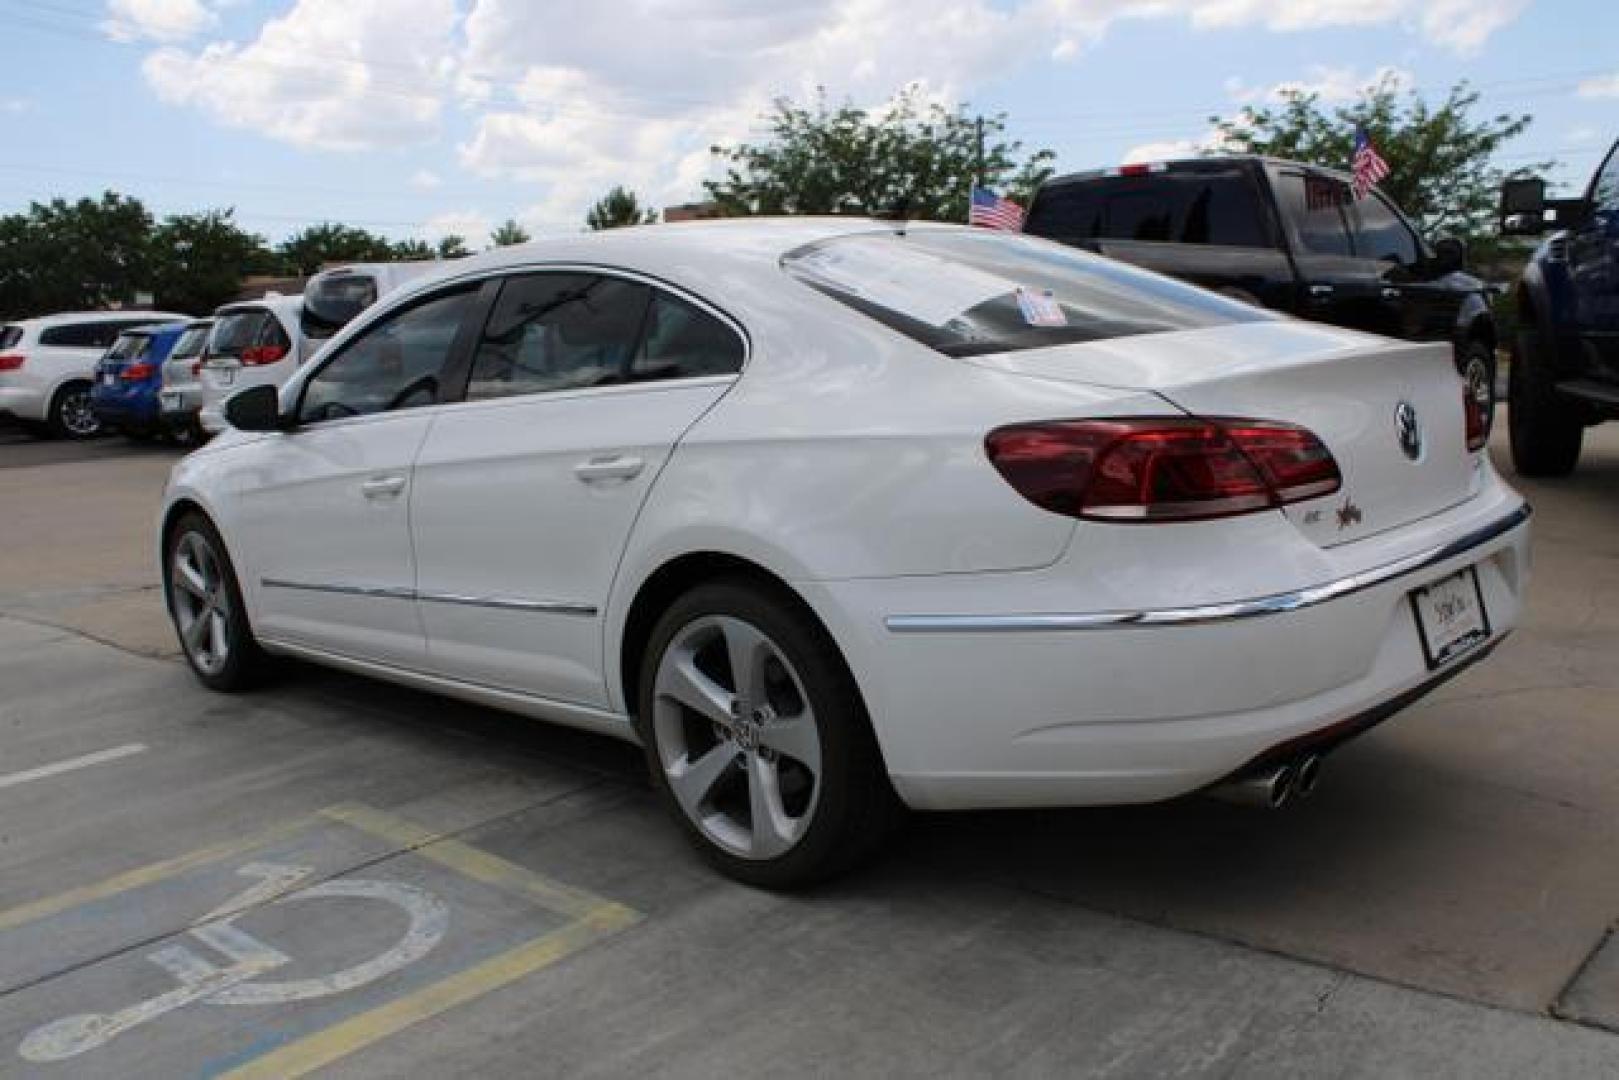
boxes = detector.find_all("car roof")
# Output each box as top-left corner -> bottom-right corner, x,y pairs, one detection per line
117,321 -> 191,338
214,294 -> 304,320
15,310 -> 190,328
382,216 -> 949,307
1039,154 -> 1355,190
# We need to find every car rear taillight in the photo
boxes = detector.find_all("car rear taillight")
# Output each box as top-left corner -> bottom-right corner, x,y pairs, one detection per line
985,417 -> 1342,523
120,362 -> 155,381
0,354 -> 24,371
240,345 -> 288,366
1463,383 -> 1488,453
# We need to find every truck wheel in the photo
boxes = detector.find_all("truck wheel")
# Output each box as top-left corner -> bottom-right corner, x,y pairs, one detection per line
46,381 -> 102,440
1508,328 -> 1582,477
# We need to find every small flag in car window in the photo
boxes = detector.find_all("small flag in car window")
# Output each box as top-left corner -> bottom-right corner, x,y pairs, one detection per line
968,187 -> 1025,231
1352,127 -> 1391,200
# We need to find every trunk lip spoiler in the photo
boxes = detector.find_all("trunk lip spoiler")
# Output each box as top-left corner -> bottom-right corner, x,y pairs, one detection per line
885,501 -> 1531,634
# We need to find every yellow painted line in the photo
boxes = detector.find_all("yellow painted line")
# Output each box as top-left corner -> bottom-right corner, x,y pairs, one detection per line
321,803 -> 615,922
218,899 -> 640,1080
0,807 -> 353,932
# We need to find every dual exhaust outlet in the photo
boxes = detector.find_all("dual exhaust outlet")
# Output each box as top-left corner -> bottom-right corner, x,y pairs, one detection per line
1208,753 -> 1323,810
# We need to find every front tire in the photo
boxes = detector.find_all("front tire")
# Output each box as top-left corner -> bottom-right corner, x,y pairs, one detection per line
638,580 -> 898,888
1508,328 -> 1582,477
164,513 -> 271,691
47,381 -> 101,440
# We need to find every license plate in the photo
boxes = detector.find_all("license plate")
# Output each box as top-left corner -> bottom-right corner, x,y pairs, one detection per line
160,391 -> 183,410
1410,567 -> 1491,669
100,372 -> 116,386
214,369 -> 235,387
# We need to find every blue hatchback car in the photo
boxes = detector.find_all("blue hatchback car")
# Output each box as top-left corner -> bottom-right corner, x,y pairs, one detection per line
90,322 -> 190,438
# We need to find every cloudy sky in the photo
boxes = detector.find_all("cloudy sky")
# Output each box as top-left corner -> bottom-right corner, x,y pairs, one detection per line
1,0 -> 1614,246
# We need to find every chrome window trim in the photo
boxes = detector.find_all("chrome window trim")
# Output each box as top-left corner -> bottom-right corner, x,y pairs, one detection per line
260,578 -> 597,617
885,502 -> 1531,635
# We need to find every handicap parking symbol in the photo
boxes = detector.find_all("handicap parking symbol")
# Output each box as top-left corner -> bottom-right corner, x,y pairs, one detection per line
20,862 -> 450,1062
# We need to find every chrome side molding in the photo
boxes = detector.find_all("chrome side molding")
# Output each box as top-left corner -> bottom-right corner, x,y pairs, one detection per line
886,502 -> 1531,635
260,578 -> 597,617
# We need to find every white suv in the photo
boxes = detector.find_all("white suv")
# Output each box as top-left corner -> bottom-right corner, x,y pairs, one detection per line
197,296 -> 308,436
1,311 -> 190,438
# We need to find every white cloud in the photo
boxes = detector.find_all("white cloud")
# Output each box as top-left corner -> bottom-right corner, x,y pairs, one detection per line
0,97 -> 31,114
1225,65 -> 1414,105
134,0 -> 1529,227
1122,127 -> 1237,164
1577,72 -> 1619,99
102,0 -> 218,43
141,0 -> 457,151
409,169 -> 443,190
420,209 -> 491,246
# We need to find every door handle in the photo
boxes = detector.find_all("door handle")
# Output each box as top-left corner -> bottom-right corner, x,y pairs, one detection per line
1308,284 -> 1334,298
360,475 -> 407,499
1382,287 -> 1402,300
573,455 -> 645,483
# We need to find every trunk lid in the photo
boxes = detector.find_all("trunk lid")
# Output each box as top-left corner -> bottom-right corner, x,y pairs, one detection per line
964,320 -> 1480,547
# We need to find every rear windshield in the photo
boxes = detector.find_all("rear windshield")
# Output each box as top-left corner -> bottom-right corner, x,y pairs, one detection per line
781,229 -> 1271,357
169,324 -> 211,361
0,326 -> 21,350
303,273 -> 379,340
208,312 -> 270,359
105,334 -> 149,361
1026,167 -> 1272,249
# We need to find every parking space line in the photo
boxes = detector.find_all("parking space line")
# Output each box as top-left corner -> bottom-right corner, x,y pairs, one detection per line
0,807 -> 329,933
0,742 -> 147,793
218,910 -> 639,1080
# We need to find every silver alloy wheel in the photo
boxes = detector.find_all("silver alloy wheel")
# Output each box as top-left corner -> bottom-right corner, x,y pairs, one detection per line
652,615 -> 823,860
1465,352 -> 1495,437
169,530 -> 232,676
59,387 -> 100,437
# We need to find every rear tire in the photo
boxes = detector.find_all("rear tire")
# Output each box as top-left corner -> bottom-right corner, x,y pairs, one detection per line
164,512 -> 272,692
638,579 -> 900,889
46,381 -> 101,440
1508,328 -> 1582,477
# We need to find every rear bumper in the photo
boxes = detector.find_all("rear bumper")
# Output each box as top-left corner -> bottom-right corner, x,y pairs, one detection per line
0,386 -> 45,422
91,388 -> 161,427
804,491 -> 1531,811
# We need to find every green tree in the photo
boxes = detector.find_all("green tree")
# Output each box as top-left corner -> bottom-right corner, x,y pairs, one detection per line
705,86 -> 1054,221
1210,76 -> 1546,251
489,218 -> 532,246
390,238 -> 435,260
276,223 -> 397,275
149,210 -> 272,314
585,186 -> 657,230
0,192 -> 156,318
435,234 -> 471,259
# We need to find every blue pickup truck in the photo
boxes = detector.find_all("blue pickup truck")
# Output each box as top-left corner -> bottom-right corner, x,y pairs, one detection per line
1500,139 -> 1619,476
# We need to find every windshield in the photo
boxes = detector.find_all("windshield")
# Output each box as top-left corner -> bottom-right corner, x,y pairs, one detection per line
170,324 -> 211,361
208,312 -> 268,359
781,229 -> 1271,357
105,334 -> 149,361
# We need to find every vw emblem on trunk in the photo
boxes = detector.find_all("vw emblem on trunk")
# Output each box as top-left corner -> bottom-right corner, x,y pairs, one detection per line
1394,400 -> 1423,461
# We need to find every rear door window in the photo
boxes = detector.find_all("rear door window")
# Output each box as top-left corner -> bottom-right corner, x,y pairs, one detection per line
466,274 -> 652,400
631,293 -> 744,381
1026,168 -> 1270,248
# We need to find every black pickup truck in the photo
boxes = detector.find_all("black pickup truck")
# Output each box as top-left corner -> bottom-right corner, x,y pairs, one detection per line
1023,156 -> 1497,419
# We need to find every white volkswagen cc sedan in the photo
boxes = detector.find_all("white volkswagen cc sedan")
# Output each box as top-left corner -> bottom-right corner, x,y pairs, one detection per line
160,219 -> 1530,887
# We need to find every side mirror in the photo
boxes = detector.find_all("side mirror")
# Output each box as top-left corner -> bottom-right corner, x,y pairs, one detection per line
223,383 -> 287,432
1500,178 -> 1546,236
1431,236 -> 1466,273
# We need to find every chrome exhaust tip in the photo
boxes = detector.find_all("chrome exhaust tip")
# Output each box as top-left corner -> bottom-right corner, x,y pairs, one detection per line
1293,754 -> 1323,799
1208,763 -> 1297,810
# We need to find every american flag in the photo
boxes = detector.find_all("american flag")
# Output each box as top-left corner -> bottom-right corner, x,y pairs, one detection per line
1351,127 -> 1390,200
968,187 -> 1025,230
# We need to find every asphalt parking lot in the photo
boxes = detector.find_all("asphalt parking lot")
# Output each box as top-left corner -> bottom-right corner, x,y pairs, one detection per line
2,419 -> 1618,1077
